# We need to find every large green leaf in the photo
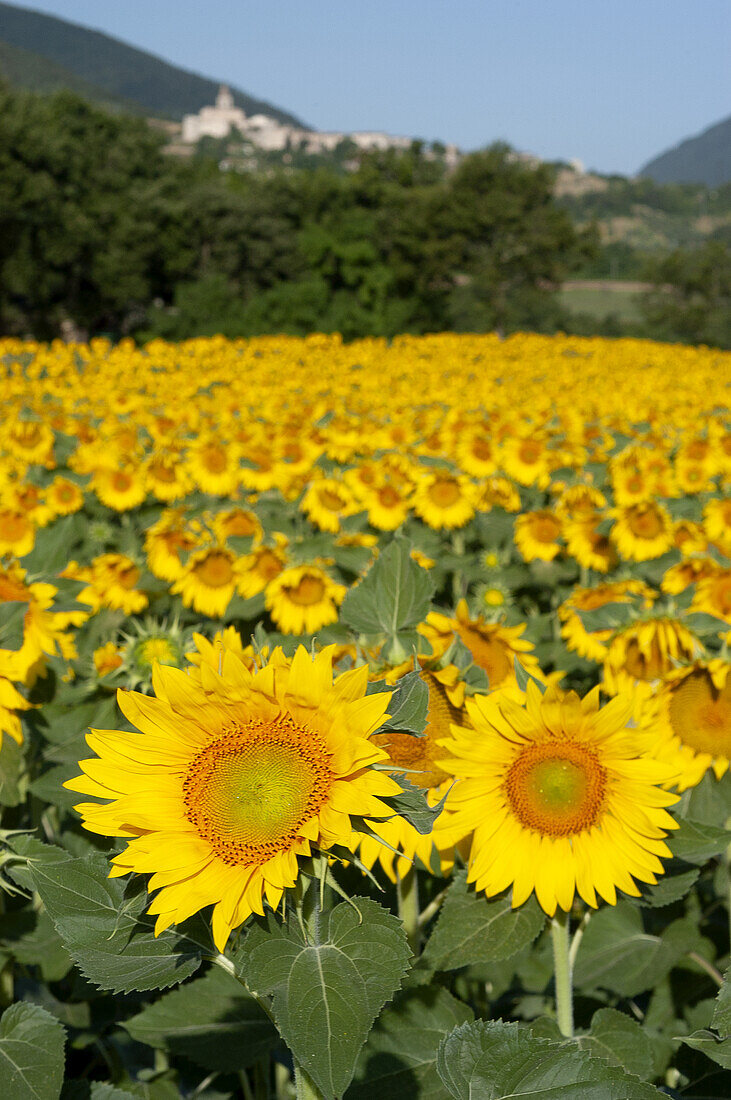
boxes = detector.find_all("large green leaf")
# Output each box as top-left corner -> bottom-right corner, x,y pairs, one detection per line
668,817 -> 730,864
573,903 -> 697,998
435,1020 -> 661,1099
27,845 -> 203,993
0,1002 -> 66,1100
369,670 -> 428,736
421,870 -> 545,971
684,773 -> 731,826
340,538 -> 434,637
579,1008 -> 655,1079
123,966 -> 277,1071
237,897 -> 411,1100
347,987 -> 473,1100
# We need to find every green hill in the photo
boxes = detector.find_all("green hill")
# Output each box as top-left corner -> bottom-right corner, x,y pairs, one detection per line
0,0 -> 305,124
639,115 -> 731,187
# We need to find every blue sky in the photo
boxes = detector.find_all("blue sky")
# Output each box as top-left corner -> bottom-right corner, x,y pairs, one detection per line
13,0 -> 731,174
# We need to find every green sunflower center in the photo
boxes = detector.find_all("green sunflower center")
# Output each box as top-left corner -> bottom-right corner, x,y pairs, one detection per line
505,741 -> 607,837
184,718 -> 333,865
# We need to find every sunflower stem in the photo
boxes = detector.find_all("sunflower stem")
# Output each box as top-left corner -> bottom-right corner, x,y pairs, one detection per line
397,867 -> 420,955
294,1061 -> 324,1100
550,909 -> 574,1038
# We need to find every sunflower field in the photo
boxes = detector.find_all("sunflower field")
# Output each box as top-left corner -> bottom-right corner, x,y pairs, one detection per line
1,331 -> 730,1100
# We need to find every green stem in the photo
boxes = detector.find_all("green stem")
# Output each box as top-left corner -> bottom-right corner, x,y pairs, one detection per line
551,910 -> 574,1038
397,867 -> 420,955
725,834 -> 731,953
294,1062 -> 324,1100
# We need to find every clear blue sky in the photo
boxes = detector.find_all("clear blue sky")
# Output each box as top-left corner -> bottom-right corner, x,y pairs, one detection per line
14,0 -> 731,174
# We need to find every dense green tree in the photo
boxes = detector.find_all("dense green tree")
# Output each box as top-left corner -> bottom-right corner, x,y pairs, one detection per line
640,238 -> 731,348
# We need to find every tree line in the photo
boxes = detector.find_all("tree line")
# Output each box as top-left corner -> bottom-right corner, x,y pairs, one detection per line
0,85 -> 727,346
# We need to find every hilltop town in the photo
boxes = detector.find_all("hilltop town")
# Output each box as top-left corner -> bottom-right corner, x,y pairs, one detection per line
173,85 -> 460,167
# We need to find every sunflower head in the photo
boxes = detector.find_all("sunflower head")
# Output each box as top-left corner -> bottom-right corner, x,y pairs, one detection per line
65,645 -> 401,950
640,659 -> 731,790
434,681 -> 679,914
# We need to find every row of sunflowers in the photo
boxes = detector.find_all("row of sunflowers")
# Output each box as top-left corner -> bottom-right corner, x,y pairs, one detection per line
0,331 -> 729,1099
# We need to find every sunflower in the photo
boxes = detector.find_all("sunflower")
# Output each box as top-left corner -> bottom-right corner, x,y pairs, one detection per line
46,476 -> 85,517
144,454 -> 190,503
476,476 -> 521,514
640,660 -> 731,791
673,519 -> 708,556
0,652 -> 31,746
78,554 -> 149,616
171,547 -> 242,617
559,581 -> 655,663
237,537 -> 289,598
213,507 -> 263,546
514,510 -> 563,562
433,682 -> 679,914
554,484 -> 607,521
691,569 -> 731,625
661,557 -> 720,596
188,438 -> 241,497
603,617 -> 702,698
364,481 -> 412,531
564,516 -> 618,574
704,498 -> 731,546
0,509 -> 35,558
0,563 -> 81,683
501,436 -> 551,488
611,501 -> 674,562
300,478 -> 355,534
144,510 -> 198,583
420,600 -> 543,691
92,466 -> 147,512
65,646 -> 401,951
265,565 -> 346,635
456,430 -> 497,478
413,470 -> 475,530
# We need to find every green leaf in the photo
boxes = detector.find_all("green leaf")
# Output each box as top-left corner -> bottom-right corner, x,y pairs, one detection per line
386,775 -> 446,836
435,1020 -> 661,1099
684,773 -> 731,827
0,733 -> 24,807
347,987 -> 473,1100
683,612 -> 730,636
421,870 -> 545,971
340,538 -> 434,638
370,670 -> 428,735
712,965 -> 731,1037
124,967 -> 276,1071
573,903 -> 697,998
0,1002 -> 66,1100
90,1086 -> 137,1100
573,603 -> 631,632
237,897 -> 411,1100
636,864 -> 700,907
669,817 -> 730,864
27,845 -> 203,993
579,1008 -> 655,1079
513,658 -> 545,694
22,513 -> 84,573
680,1030 -> 731,1069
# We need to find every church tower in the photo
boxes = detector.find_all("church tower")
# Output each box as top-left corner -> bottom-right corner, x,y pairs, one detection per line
216,85 -> 234,110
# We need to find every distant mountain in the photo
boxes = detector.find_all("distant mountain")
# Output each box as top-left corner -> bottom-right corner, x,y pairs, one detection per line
0,0 -> 305,125
639,115 -> 731,187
